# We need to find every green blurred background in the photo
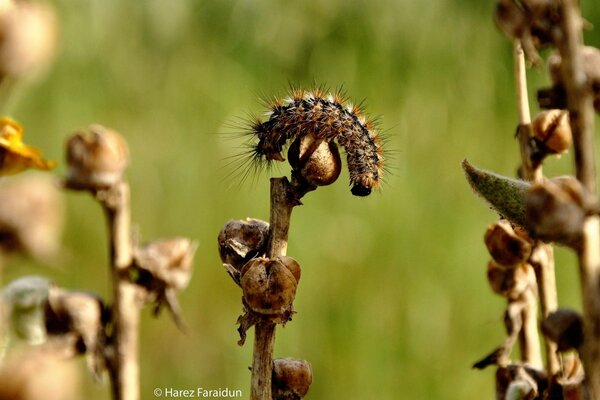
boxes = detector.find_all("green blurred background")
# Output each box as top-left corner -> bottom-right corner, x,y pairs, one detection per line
4,0 -> 600,398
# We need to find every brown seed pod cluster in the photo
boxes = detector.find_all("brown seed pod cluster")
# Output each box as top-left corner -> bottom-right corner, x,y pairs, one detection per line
65,125 -> 129,190
272,358 -> 313,400
240,256 -> 301,316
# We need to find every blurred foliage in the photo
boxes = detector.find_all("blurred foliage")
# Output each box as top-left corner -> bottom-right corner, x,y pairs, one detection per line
2,0 -> 600,398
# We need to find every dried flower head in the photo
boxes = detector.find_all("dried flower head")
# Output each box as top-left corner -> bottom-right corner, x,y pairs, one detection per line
240,256 -> 300,315
0,117 -> 56,176
44,285 -> 107,380
532,109 -> 572,155
0,173 -> 64,260
0,1 -> 57,80
272,358 -> 313,399
484,220 -> 532,267
133,237 -> 197,328
65,125 -> 129,190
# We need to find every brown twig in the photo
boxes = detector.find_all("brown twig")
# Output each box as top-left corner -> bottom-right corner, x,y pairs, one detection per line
98,182 -> 141,400
250,177 -> 311,400
556,1 -> 600,397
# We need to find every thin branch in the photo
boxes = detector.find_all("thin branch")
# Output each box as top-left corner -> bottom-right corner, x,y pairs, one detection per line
513,40 -> 547,371
99,182 -> 140,400
557,1 -> 600,397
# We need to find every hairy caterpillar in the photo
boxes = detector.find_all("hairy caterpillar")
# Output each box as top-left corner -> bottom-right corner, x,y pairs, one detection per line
242,87 -> 385,196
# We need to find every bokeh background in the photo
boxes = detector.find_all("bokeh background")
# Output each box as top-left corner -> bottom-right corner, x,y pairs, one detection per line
3,0 -> 600,398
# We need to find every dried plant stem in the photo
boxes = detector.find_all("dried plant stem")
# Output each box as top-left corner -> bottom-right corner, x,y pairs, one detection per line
99,182 -> 140,400
251,177 -> 295,400
513,40 -> 546,371
557,1 -> 600,397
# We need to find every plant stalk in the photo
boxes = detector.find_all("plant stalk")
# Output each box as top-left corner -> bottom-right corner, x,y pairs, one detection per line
251,177 -> 296,400
100,182 -> 140,400
557,1 -> 600,397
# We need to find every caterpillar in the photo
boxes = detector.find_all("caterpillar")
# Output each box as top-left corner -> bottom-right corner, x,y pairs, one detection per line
246,87 -> 384,196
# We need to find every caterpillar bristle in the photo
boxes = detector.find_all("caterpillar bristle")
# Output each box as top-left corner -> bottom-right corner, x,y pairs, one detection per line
235,86 -> 386,196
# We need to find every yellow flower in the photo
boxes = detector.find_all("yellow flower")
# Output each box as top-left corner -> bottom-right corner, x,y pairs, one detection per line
0,117 -> 56,175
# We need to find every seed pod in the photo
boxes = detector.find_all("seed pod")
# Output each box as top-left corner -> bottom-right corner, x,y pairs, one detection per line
484,220 -> 532,267
525,177 -> 591,247
44,286 -> 106,380
65,125 -> 129,189
532,110 -> 572,155
218,218 -> 270,272
272,358 -> 313,399
487,261 -> 532,300
240,257 -> 300,315
134,237 -> 197,292
288,133 -> 342,187
541,309 -> 584,352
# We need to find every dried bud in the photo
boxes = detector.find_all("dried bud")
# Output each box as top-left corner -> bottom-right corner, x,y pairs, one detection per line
288,134 -> 341,187
525,177 -> 591,247
484,220 -> 532,266
541,309 -> 583,352
0,1 -> 57,80
218,218 -> 270,273
0,173 -> 64,260
532,110 -> 572,155
240,256 -> 300,315
272,358 -> 313,399
548,47 -> 600,113
44,286 -> 106,379
65,125 -> 129,189
487,262 -> 533,300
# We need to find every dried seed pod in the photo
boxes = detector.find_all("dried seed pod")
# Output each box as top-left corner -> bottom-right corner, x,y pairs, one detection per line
484,220 -> 532,266
0,173 -> 64,261
0,1 -> 57,80
548,46 -> 600,113
272,358 -> 313,400
2,275 -> 50,344
541,309 -> 584,352
532,110 -> 572,155
487,261 -> 532,300
240,257 -> 300,315
65,125 -> 129,189
288,133 -> 342,187
44,286 -> 106,380
525,177 -> 591,247
133,237 -> 197,328
218,218 -> 270,272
